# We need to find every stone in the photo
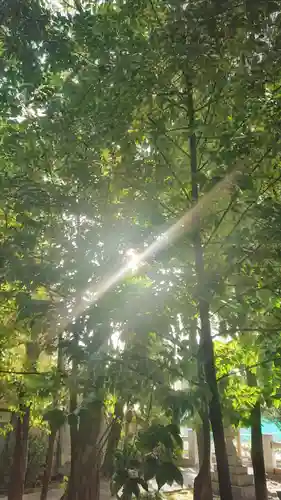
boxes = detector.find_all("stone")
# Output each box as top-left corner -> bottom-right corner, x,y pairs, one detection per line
212,428 -> 255,499
212,469 -> 254,487
212,482 -> 256,500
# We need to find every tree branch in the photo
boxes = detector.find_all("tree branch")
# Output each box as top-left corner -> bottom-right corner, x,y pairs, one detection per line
155,145 -> 191,202
204,192 -> 237,248
217,355 -> 280,382
219,148 -> 278,250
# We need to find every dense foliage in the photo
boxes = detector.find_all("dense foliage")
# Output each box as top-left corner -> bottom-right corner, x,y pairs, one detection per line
1,1 -> 281,500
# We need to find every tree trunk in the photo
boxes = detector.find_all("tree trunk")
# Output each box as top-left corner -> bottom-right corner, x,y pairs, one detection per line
40,334 -> 63,500
55,430 -> 62,474
196,427 -> 204,467
101,402 -> 123,478
66,401 -> 103,500
247,371 -> 268,500
0,412 -> 17,490
40,430 -> 57,500
8,406 -> 30,500
188,317 -> 212,500
194,412 -> 212,500
187,82 -> 233,500
65,351 -> 79,500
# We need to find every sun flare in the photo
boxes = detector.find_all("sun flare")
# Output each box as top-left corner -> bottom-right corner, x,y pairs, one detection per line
125,248 -> 141,272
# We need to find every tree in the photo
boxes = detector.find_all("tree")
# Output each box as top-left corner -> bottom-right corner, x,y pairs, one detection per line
2,2 -> 281,500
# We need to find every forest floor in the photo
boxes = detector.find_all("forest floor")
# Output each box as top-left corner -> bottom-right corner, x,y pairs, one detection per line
2,470 -> 281,499
1,480 -> 111,500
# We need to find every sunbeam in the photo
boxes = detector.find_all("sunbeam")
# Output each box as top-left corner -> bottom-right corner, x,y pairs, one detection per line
48,168 -> 239,338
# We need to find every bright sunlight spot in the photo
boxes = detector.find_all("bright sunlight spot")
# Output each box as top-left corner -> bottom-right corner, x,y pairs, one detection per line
125,248 -> 141,272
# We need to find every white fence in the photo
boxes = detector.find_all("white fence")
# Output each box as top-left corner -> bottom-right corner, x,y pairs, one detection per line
180,428 -> 281,474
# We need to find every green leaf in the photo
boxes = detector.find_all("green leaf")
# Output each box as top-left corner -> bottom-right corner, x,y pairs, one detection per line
165,424 -> 183,448
156,462 -> 183,489
126,479 -> 140,498
144,456 -> 158,481
68,413 -> 78,427
44,408 -> 66,431
155,468 -> 167,491
137,478 -> 149,492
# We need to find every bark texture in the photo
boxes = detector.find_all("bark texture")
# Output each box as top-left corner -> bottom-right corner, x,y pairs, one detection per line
0,412 -> 17,490
188,318 -> 212,500
101,402 -> 123,478
247,371 -> 268,500
194,413 -> 212,500
40,430 -> 57,500
40,335 -> 63,500
8,406 -> 30,500
187,81 -> 233,500
66,402 -> 103,500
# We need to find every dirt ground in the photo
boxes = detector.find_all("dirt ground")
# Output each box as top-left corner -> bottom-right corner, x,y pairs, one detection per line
2,473 -> 281,499
267,475 -> 281,498
165,476 -> 281,499
166,485 -> 280,500
1,480 -> 111,500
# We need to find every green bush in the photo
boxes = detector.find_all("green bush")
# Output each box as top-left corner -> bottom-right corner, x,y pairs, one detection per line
111,423 -> 183,500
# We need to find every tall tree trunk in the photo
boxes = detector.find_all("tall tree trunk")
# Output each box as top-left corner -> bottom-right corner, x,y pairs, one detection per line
40,431 -> 57,500
8,329 -> 39,500
0,412 -> 17,490
101,402 -> 123,478
55,430 -> 62,474
189,318 -> 212,500
65,321 -> 104,500
40,334 -> 63,500
194,411 -> 212,500
8,405 -> 30,500
65,340 -> 79,500
66,401 -> 103,500
247,371 -> 268,500
196,427 -> 204,467
187,82 -> 233,500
